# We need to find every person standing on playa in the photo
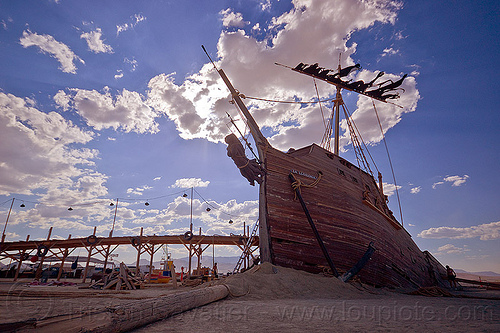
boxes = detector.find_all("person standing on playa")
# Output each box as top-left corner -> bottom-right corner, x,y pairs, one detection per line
446,265 -> 457,289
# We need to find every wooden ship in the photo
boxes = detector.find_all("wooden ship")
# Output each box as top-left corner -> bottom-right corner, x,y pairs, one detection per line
208,49 -> 448,289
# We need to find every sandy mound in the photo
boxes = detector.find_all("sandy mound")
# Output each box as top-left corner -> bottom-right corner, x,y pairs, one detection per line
209,262 -> 380,300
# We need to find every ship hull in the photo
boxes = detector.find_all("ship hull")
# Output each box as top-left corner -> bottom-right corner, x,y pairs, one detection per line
261,143 -> 447,289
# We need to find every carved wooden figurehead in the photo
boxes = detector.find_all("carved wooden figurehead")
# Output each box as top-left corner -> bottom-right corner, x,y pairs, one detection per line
225,133 -> 264,186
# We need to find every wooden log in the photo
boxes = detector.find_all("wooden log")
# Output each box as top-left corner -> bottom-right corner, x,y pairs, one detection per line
115,278 -> 122,291
33,285 -> 230,332
453,277 -> 500,289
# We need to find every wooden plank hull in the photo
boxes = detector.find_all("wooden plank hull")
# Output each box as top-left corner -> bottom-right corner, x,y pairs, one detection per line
261,143 -> 447,289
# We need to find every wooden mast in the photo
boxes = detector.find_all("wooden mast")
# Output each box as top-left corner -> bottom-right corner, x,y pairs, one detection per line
333,56 -> 343,155
334,84 -> 341,155
217,69 -> 268,148
215,68 -> 272,263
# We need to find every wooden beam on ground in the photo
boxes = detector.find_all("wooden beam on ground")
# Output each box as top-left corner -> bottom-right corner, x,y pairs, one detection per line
454,277 -> 500,289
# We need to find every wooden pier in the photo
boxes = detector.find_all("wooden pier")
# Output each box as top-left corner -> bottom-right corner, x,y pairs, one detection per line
0,226 -> 259,282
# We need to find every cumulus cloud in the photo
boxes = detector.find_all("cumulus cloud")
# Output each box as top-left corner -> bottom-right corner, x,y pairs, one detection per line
418,221 -> 500,241
170,178 -> 210,189
0,93 -> 98,196
432,175 -> 469,189
119,194 -> 258,236
339,73 -> 419,148
80,27 -> 113,54
54,87 -> 159,134
19,29 -> 84,74
381,182 -> 401,197
145,0 -> 416,151
220,8 -> 248,28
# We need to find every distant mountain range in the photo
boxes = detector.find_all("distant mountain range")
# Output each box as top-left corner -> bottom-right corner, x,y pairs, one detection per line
455,269 -> 500,277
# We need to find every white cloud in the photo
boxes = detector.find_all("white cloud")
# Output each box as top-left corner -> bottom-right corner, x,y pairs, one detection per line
436,244 -> 469,254
220,8 -> 248,28
54,87 -> 159,134
124,57 -> 138,71
432,181 -> 444,189
19,29 -> 84,74
410,186 -> 421,194
80,27 -> 113,54
1,17 -> 13,30
153,177 -> 162,181
433,175 -> 469,189
259,0 -> 272,11
381,182 -> 401,197
381,47 -> 399,57
126,185 -> 152,196
145,0 -> 416,151
116,14 -> 146,36
418,221 -> 500,241
170,178 -> 210,189
114,70 -> 124,79
444,175 -> 469,187
0,92 -> 110,206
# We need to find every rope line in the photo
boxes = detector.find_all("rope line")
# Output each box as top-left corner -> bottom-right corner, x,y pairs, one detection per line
193,188 -> 247,219
342,103 -> 380,175
243,95 -> 336,105
372,100 -> 404,225
313,79 -> 328,131
291,172 -> 323,199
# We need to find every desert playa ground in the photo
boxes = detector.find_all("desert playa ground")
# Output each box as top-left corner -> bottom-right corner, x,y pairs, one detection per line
1,263 -> 499,332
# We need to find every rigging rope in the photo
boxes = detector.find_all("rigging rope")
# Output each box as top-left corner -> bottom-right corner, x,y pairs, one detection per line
342,103 -> 380,176
313,79 -> 328,131
226,107 -> 260,163
243,94 -> 336,105
371,100 -> 404,225
290,172 -> 323,200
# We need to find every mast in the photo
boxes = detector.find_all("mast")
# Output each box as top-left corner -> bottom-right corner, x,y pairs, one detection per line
217,69 -> 269,151
333,57 -> 343,155
215,67 -> 272,264
334,81 -> 341,155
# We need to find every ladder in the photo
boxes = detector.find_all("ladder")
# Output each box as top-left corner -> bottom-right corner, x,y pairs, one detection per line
233,219 -> 259,273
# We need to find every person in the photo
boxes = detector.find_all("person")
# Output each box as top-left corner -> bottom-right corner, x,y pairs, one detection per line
446,265 -> 457,289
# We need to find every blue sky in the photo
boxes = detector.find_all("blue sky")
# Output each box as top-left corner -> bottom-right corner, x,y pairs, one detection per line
0,0 -> 499,272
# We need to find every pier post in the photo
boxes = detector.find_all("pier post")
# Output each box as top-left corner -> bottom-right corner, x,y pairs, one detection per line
56,234 -> 71,281
34,227 -> 52,280
135,227 -> 143,275
13,234 -> 29,281
82,227 -> 96,283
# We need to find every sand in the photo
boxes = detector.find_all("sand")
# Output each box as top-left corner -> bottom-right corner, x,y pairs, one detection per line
1,263 -> 499,332
133,263 -> 500,332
